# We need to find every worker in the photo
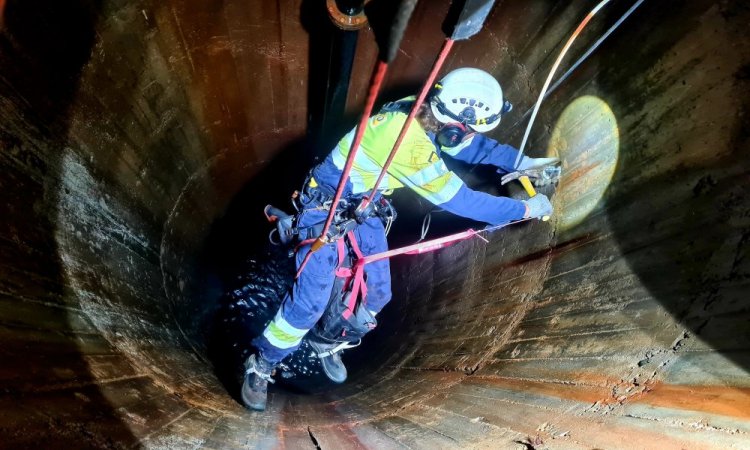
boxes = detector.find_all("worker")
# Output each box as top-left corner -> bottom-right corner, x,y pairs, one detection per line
241,67 -> 556,411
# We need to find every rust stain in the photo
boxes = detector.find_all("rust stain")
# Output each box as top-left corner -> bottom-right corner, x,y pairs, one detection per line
466,376 -> 610,404
563,163 -> 598,188
205,36 -> 232,56
630,382 -> 750,420
468,376 -> 750,420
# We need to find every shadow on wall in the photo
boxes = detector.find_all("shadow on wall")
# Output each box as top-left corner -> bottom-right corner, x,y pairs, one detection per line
555,0 -> 750,377
603,0 -> 750,377
0,0 -> 141,447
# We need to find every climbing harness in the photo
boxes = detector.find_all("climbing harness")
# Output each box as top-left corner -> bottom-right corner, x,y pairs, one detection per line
315,217 -> 530,349
265,177 -> 396,250
307,215 -> 534,355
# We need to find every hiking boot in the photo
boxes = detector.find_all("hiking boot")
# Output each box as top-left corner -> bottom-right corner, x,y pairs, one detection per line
241,354 -> 275,411
308,340 -> 348,384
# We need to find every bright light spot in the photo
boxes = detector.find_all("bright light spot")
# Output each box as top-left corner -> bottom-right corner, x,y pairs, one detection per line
547,95 -> 619,230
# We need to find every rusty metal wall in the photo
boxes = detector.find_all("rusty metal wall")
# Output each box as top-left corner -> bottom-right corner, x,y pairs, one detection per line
0,0 -> 748,448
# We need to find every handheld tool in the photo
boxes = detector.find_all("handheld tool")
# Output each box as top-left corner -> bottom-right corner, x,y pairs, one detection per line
501,165 -> 561,188
501,162 -> 561,222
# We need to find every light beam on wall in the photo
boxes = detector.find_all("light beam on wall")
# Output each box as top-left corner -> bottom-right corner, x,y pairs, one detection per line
548,95 -> 619,230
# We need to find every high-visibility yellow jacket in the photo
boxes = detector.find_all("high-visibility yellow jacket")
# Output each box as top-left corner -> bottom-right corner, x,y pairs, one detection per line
312,105 -> 527,225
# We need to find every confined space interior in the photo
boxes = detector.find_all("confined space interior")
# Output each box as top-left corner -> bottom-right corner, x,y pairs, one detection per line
1,0 -> 749,449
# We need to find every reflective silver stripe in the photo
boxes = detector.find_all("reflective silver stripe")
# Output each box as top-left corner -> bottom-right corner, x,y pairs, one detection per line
424,173 -> 464,204
331,128 -> 356,169
331,146 -> 348,172
262,309 -> 308,349
408,160 -> 450,186
440,134 -> 476,156
400,172 -> 464,205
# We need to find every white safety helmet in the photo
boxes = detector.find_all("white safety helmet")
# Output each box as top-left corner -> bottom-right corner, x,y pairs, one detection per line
430,67 -> 510,133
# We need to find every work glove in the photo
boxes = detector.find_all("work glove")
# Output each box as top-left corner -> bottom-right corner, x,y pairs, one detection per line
518,156 -> 559,170
523,194 -> 553,219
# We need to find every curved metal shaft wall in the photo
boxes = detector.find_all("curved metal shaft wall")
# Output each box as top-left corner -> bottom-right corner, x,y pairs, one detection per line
0,0 -> 748,448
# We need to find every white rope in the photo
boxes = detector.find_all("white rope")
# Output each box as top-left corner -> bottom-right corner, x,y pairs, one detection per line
385,215 -> 394,236
418,211 -> 432,243
245,357 -> 275,383
316,340 -> 362,358
514,0 -> 614,169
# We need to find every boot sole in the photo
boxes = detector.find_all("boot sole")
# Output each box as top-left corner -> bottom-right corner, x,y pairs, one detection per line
309,340 -> 348,383
241,394 -> 267,411
321,363 -> 347,384
243,402 -> 266,411
241,380 -> 267,411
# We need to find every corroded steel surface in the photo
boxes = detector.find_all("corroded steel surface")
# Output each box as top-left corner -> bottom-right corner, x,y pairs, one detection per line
0,0 -> 748,448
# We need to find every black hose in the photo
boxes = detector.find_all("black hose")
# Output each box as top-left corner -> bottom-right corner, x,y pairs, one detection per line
383,0 -> 418,62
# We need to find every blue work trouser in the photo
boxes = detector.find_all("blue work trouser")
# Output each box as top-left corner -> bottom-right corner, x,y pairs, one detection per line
253,207 -> 392,364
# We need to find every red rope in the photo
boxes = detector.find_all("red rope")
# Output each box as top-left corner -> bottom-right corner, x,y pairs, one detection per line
359,227 -> 479,266
296,60 -> 389,279
359,38 -> 455,211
